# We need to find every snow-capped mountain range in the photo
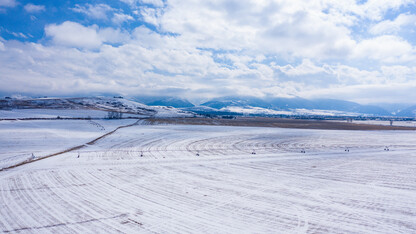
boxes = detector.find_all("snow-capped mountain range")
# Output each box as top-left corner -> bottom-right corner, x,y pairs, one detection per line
188,96 -> 413,117
2,96 -> 416,118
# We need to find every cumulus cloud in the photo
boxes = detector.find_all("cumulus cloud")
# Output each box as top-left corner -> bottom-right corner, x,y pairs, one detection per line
140,0 -> 164,7
2,0 -> 416,103
119,0 -> 136,6
119,0 -> 163,8
353,35 -> 415,63
0,38 -> 222,98
381,65 -> 416,82
0,0 -> 17,7
273,59 -> 328,76
111,13 -> 134,24
98,28 -> 130,44
152,0 -> 415,61
321,0 -> 415,21
370,13 -> 416,34
45,22 -> 103,49
45,21 -> 129,49
24,3 -> 45,13
72,4 -> 114,20
359,0 -> 415,20
140,7 -> 162,26
302,82 -> 416,104
156,0 -> 357,59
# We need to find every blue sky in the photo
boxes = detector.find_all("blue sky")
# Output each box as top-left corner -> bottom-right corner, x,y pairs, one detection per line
1,0 -> 416,104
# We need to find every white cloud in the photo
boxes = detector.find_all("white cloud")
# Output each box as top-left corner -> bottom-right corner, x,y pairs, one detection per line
2,0 -> 416,103
112,13 -> 134,24
24,3 -> 45,13
0,41 -> 5,51
359,0 -> 415,21
119,0 -> 136,5
261,10 -> 355,58
45,21 -> 129,49
302,82 -> 416,104
140,0 -> 164,7
370,13 -> 416,35
2,29 -> 416,103
10,32 -> 29,39
98,28 -> 130,44
72,4 -> 113,20
156,0 -> 357,59
321,0 -> 415,21
45,22 -> 102,49
274,59 -> 327,76
127,0 -> 416,63
272,60 -> 385,87
72,4 -> 134,25
0,38 -> 221,97
330,64 -> 382,85
140,7 -> 162,26
353,35 -> 415,63
381,65 -> 416,82
0,0 -> 17,7
119,0 -> 163,8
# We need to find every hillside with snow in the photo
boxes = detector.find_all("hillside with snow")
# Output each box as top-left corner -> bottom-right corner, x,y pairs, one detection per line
0,97 -> 194,119
198,96 -> 392,117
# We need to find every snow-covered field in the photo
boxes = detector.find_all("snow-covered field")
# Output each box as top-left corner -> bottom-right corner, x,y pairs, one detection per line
352,120 -> 416,127
0,119 -> 136,169
0,121 -> 415,233
328,119 -> 416,128
0,109 -> 114,119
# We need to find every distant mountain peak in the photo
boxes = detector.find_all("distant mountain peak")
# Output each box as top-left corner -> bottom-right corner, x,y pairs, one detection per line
199,96 -> 392,116
131,96 -> 194,108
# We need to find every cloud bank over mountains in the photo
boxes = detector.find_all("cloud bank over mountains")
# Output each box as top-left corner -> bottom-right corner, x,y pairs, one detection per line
0,0 -> 415,104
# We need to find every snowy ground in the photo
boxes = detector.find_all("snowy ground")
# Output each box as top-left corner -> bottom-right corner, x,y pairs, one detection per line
0,119 -> 136,169
0,121 -> 415,233
352,120 -> 416,127
0,109 -> 110,119
329,119 -> 416,127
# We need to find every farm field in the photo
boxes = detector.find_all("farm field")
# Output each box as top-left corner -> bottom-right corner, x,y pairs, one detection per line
351,120 -> 416,127
0,121 -> 416,233
0,119 -> 136,169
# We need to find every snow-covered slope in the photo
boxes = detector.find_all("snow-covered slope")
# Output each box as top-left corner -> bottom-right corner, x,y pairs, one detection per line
0,97 -> 194,118
199,96 -> 391,116
0,109 -> 112,119
222,106 -> 361,116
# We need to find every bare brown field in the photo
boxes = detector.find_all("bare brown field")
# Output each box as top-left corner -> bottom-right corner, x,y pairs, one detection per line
148,117 -> 416,131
